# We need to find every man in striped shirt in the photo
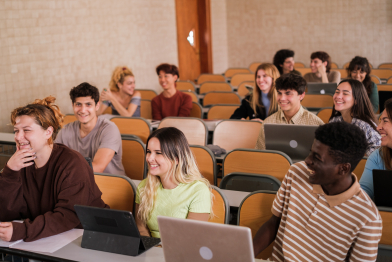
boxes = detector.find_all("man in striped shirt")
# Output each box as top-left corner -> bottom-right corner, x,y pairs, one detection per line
253,122 -> 382,261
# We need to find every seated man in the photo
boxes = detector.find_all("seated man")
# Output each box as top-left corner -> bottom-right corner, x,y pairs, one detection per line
303,51 -> 341,83
253,122 -> 382,261
151,63 -> 192,120
255,73 -> 324,150
56,82 -> 126,176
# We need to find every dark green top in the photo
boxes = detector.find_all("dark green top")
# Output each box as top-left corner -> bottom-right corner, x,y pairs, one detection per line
369,81 -> 379,113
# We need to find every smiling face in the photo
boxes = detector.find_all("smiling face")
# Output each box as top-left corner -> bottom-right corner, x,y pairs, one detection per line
378,110 -> 392,148
350,69 -> 367,83
333,82 -> 355,114
117,75 -> 135,95
281,57 -> 295,74
146,137 -> 173,179
256,69 -> 273,94
72,96 -> 100,124
310,58 -> 327,73
158,70 -> 178,91
277,89 -> 304,115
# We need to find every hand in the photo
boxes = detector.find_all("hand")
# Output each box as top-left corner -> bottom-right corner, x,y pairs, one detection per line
252,118 -> 263,123
241,118 -> 246,120
7,148 -> 36,171
317,63 -> 327,74
101,89 -> 113,101
0,222 -> 13,242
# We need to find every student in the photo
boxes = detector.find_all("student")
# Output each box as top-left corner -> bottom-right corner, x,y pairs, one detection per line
272,49 -> 301,75
230,63 -> 279,121
253,122 -> 382,261
135,127 -> 213,238
151,63 -> 192,120
304,51 -> 341,83
0,96 -> 108,242
98,66 -> 141,117
347,56 -> 379,113
55,82 -> 126,176
255,73 -> 324,150
329,79 -> 380,156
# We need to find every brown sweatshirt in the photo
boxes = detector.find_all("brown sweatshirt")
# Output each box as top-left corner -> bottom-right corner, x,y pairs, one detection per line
151,90 -> 193,120
0,143 -> 108,242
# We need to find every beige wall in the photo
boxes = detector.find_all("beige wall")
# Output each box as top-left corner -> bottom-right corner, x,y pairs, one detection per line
211,0 -> 229,74
0,0 -> 178,132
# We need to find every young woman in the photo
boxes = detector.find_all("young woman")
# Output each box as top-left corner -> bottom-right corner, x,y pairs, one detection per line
135,127 -> 213,238
230,63 -> 280,122
98,66 -> 141,117
0,96 -> 107,242
347,56 -> 379,113
272,49 -> 301,75
304,51 -> 341,83
329,79 -> 381,156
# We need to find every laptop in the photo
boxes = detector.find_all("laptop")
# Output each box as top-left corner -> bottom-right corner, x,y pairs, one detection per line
157,216 -> 255,262
264,124 -> 318,162
74,205 -> 161,256
372,169 -> 392,207
306,83 -> 337,95
378,91 -> 392,113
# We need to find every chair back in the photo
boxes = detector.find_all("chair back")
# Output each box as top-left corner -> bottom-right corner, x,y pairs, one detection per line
371,69 -> 392,80
230,74 -> 254,88
302,94 -> 334,109
62,114 -> 77,126
224,68 -> 251,78
294,62 -> 305,68
182,90 -> 199,103
208,186 -> 230,224
102,106 -> 112,115
237,81 -> 254,98
140,99 -> 152,119
190,102 -> 203,118
296,68 -> 312,75
111,117 -> 151,143
353,157 -> 367,181
220,172 -> 281,192
316,107 -> 332,123
158,117 -> 208,145
379,63 -> 392,69
190,145 -> 216,185
177,81 -> 196,92
377,244 -> 392,262
122,137 -> 146,180
249,62 -> 262,73
136,89 -> 158,100
203,92 -> 241,106
370,75 -> 381,84
330,62 -> 338,68
379,207 -> 392,245
197,74 -> 226,84
331,68 -> 348,78
378,85 -> 392,91
387,77 -> 392,84
213,120 -> 262,151
94,173 -> 137,213
199,82 -> 233,94
207,105 -> 239,120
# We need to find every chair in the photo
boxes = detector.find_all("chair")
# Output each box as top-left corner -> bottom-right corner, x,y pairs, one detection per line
94,173 -> 137,213
388,77 -> 392,84
371,75 -> 381,84
207,104 -> 239,120
199,82 -> 233,94
379,63 -> 392,69
353,157 -> 367,181
62,114 -> 77,126
122,137 -> 146,180
230,74 -> 254,88
237,81 -> 254,98
220,172 -> 281,192
295,68 -> 312,75
140,99 -> 152,119
213,120 -> 262,151
102,106 -> 112,115
158,117 -> 208,145
237,190 -> 277,259
378,85 -> 392,91
197,74 -> 227,84
136,89 -> 158,100
209,186 -> 230,224
372,69 -> 392,80
302,94 -> 334,109
190,145 -> 216,185
110,117 -> 151,143
182,90 -> 199,103
379,207 -> 392,246
294,62 -> 306,68
176,81 -> 196,92
190,102 -> 203,118
249,62 -> 262,73
316,107 -> 333,123
203,92 -> 241,106
223,149 -> 293,181
377,244 -> 392,262
331,68 -> 348,78
330,62 -> 338,68
224,68 -> 251,78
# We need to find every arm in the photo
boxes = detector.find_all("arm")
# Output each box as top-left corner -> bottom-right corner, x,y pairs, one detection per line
151,97 -> 162,120
255,123 -> 266,150
253,215 -> 281,256
134,204 -> 151,237
97,102 -> 109,115
187,212 -> 209,221
329,70 -> 341,84
104,92 -> 141,117
230,98 -> 252,119
359,150 -> 381,200
318,64 -> 329,83
369,82 -> 379,113
92,148 -> 115,173
178,93 -> 193,117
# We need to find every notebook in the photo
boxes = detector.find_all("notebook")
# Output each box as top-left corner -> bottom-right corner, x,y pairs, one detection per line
372,169 -> 392,207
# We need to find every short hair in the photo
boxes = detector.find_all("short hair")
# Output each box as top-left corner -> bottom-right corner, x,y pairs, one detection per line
69,82 -> 100,104
273,49 -> 295,75
156,63 -> 179,79
311,51 -> 331,73
315,122 -> 368,172
275,73 -> 307,95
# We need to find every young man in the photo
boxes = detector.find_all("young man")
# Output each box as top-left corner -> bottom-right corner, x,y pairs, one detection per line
255,73 -> 324,150
253,122 -> 382,261
56,82 -> 126,176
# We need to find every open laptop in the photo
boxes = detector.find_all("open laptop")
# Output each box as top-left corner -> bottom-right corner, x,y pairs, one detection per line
158,216 -> 255,262
264,124 -> 318,162
372,170 -> 392,207
306,83 -> 337,95
74,205 -> 161,256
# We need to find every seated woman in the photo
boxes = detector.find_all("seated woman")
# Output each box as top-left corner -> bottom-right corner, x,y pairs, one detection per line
273,49 -> 301,76
360,98 -> 392,200
230,63 -> 279,122
135,127 -> 213,238
329,79 -> 380,156
304,51 -> 341,83
347,56 -> 379,113
98,66 -> 141,117
151,63 -> 192,120
0,96 -> 107,242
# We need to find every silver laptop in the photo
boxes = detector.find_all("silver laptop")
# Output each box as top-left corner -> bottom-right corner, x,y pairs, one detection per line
157,216 -> 255,262
264,124 -> 318,162
307,83 -> 337,95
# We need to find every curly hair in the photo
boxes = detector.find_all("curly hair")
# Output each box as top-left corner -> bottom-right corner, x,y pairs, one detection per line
311,51 -> 331,73
69,82 -> 100,104
109,66 -> 134,92
273,49 -> 295,75
156,63 -> 179,79
346,56 -> 373,96
315,122 -> 368,172
275,73 -> 307,95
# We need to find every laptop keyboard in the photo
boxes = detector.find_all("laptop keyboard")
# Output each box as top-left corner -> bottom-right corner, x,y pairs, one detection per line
141,236 -> 161,249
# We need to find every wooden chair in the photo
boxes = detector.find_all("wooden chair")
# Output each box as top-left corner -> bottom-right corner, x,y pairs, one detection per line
237,190 -> 277,259
379,207 -> 392,246
331,68 -> 348,78
158,117 -> 208,145
378,85 -> 392,91
302,94 -> 334,109
370,75 -> 381,84
213,120 -> 262,151
136,89 -> 158,100
110,117 -> 151,143
197,74 -> 227,84
249,62 -> 262,73
190,145 -> 217,185
207,105 -> 239,120
224,68 -> 251,78
220,172 -> 281,192
182,90 -> 199,103
294,62 -> 306,68
199,82 -> 233,94
102,106 -> 112,115
122,137 -> 146,180
223,149 -> 293,181
330,62 -> 338,69
62,114 -> 77,126
203,92 -> 241,106
371,69 -> 392,80
353,157 -> 367,181
237,81 -> 254,98
316,107 -> 333,123
379,63 -> 392,69
230,74 -> 254,88
388,77 -> 392,84
295,68 -> 312,75
190,102 -> 203,118
94,173 -> 137,213
209,186 -> 230,224
140,99 -> 152,119
176,81 -> 196,92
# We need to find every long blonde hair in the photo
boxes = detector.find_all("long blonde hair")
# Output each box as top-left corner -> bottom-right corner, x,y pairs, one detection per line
251,63 -> 280,117
138,127 -> 214,224
109,66 -> 134,92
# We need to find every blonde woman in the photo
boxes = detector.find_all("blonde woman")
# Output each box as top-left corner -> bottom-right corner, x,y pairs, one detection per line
135,127 -> 213,238
98,66 -> 141,117
230,63 -> 280,122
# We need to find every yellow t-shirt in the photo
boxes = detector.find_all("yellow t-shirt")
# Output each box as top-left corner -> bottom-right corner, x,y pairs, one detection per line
136,179 -> 211,238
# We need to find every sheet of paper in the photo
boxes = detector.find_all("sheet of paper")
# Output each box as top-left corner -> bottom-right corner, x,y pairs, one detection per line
11,228 -> 83,253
